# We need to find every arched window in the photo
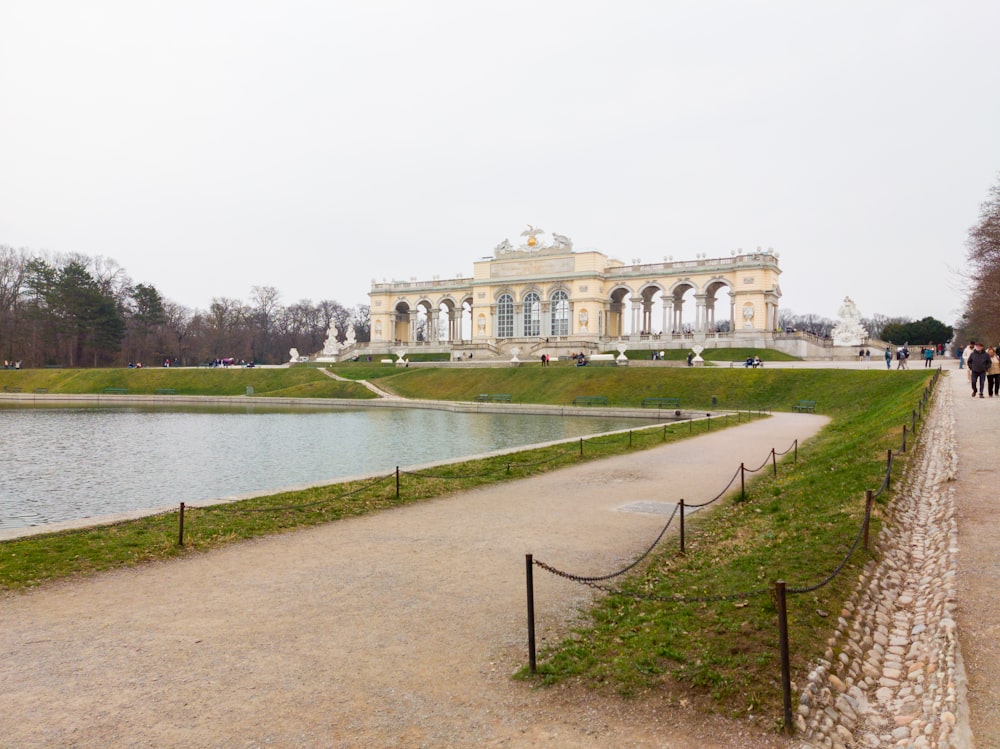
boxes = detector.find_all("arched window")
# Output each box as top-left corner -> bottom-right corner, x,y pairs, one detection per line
550,290 -> 569,336
497,293 -> 514,338
523,292 -> 540,337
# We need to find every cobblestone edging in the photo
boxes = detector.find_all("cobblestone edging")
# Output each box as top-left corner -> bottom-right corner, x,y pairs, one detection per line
795,381 -> 970,748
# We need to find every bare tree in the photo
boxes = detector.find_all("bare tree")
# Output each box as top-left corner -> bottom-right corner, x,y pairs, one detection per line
964,174 -> 1000,344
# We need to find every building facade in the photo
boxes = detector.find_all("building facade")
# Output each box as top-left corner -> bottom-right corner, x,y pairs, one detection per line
366,228 -> 782,357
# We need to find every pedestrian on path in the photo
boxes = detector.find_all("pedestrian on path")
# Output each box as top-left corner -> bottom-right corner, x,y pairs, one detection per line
923,344 -> 934,368
884,346 -> 892,370
987,347 -> 1000,397
963,341 -> 976,378
967,342 -> 991,397
896,345 -> 909,370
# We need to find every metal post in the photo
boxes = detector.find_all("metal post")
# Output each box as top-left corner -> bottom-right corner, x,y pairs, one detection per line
178,502 -> 185,546
579,437 -> 584,457
526,554 -> 537,673
741,463 -> 746,501
912,410 -> 916,433
396,466 -> 400,498
794,439 -> 798,462
863,490 -> 873,551
706,414 -> 711,431
901,425 -> 907,453
679,499 -> 685,554
887,449 -> 893,489
776,580 -> 794,734
771,448 -> 777,476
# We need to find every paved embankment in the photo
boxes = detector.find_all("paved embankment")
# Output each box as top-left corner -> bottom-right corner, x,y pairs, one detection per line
794,370 -> 977,748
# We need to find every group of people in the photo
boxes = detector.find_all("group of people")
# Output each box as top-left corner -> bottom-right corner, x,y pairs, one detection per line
743,355 -> 763,368
961,341 -> 1000,398
2,360 -> 21,370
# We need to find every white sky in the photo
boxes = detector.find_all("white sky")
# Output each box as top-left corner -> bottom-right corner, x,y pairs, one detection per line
2,1 -> 998,326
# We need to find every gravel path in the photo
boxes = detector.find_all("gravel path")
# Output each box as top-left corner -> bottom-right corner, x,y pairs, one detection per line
0,412 -> 824,748
949,367 -> 1000,748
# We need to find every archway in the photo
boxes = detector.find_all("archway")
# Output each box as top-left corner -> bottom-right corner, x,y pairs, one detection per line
392,301 -> 411,343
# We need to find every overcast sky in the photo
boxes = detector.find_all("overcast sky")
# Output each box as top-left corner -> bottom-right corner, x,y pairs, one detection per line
2,1 -> 998,327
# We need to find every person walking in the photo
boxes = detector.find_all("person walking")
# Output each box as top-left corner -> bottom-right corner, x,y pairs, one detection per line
988,347 -> 1000,397
896,346 -> 909,370
884,346 -> 892,370
963,341 -> 976,380
923,344 -> 934,368
967,342 -> 991,398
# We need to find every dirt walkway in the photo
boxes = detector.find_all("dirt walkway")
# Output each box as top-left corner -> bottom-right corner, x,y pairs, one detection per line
0,413 -> 824,748
948,366 -> 1000,748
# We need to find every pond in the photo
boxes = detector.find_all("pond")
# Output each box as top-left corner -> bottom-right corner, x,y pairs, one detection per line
0,404 -> 649,530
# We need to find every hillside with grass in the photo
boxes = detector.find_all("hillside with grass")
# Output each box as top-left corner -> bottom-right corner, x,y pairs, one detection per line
339,363 -> 922,414
0,366 -> 375,399
0,361 -> 939,728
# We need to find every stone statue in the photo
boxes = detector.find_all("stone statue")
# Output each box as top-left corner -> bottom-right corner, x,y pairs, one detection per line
288,347 -> 300,363
343,323 -> 356,347
520,224 -> 544,247
494,238 -> 513,256
831,296 -> 868,346
321,320 -> 339,356
551,232 -> 573,251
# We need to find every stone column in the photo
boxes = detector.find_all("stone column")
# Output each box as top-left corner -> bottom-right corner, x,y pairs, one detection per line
671,300 -> 683,333
408,310 -> 419,342
429,309 -> 440,342
694,294 -> 708,332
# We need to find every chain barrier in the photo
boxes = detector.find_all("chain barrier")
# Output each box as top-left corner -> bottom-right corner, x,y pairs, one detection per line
527,369 -> 940,733
786,495 -> 872,595
534,504 -> 679,583
742,451 -> 775,474
400,445 -> 581,480
534,438 -> 798,584
684,466 -> 742,509
547,573 -> 772,605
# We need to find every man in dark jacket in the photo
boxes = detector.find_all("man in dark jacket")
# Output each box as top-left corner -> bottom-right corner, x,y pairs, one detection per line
967,342 -> 992,398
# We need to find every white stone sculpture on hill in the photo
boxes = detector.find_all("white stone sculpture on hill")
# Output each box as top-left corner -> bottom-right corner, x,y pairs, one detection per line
831,296 -> 868,346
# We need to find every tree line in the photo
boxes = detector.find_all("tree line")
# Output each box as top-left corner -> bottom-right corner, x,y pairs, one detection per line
958,172 -> 1000,346
1,244 -> 959,368
0,247 -> 370,367
775,311 -> 952,348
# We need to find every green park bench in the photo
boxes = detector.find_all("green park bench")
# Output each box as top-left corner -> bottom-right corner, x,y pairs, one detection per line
475,393 -> 511,403
2,386 -> 22,393
102,387 -> 128,394
155,388 -> 177,395
793,400 -> 817,412
641,397 -> 681,409
574,395 -> 609,406
33,388 -> 48,393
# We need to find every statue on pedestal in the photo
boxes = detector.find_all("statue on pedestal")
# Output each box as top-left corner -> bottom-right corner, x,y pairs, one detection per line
831,296 -> 868,346
321,320 -> 339,356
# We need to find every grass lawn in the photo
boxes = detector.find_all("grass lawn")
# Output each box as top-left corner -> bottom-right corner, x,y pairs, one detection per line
0,362 -> 939,728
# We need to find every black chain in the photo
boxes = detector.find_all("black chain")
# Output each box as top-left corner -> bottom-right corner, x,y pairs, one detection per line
534,504 -> 679,583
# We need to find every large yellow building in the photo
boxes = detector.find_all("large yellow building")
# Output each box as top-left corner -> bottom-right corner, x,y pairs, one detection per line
367,227 -> 782,358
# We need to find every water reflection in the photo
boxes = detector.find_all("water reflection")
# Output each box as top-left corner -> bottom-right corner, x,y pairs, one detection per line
0,404 -> 647,528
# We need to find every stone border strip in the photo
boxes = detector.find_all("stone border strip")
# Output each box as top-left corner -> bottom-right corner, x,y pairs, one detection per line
795,377 -> 970,748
